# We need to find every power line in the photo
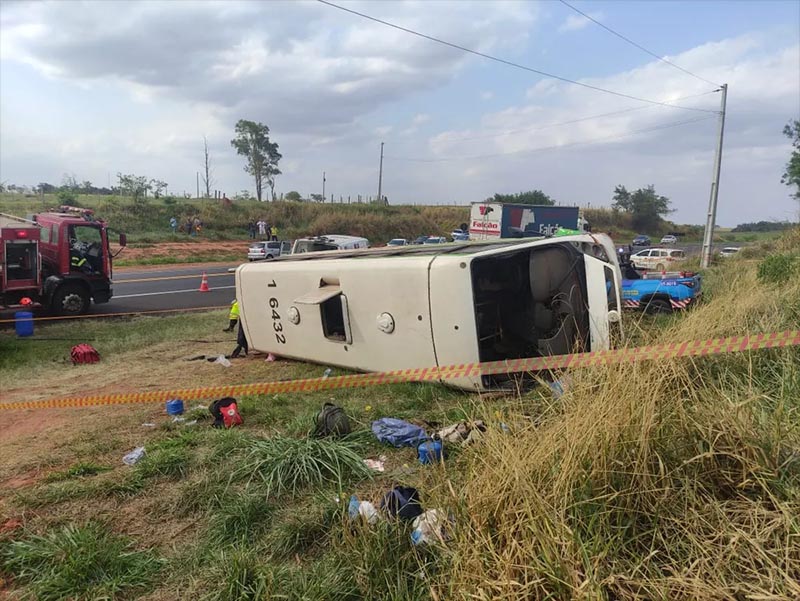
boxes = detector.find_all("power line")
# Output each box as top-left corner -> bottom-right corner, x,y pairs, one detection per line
317,0 -> 718,113
558,0 -> 720,88
385,115 -> 716,163
431,90 -> 719,143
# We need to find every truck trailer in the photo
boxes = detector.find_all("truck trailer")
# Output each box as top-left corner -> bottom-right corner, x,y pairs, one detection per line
236,234 -> 622,391
469,202 -> 586,240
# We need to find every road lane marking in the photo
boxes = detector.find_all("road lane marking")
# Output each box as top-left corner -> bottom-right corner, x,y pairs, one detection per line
114,285 -> 236,299
114,272 -> 235,284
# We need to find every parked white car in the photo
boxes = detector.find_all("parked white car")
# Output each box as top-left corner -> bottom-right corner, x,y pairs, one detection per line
291,235 -> 369,254
660,235 -> 678,244
247,240 -> 291,261
387,238 -> 408,247
719,247 -> 741,258
423,236 -> 448,244
630,248 -> 687,271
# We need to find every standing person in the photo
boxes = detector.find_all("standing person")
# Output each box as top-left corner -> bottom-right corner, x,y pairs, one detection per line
185,219 -> 193,235
247,220 -> 256,239
270,224 -> 278,241
257,219 -> 267,238
230,321 -> 249,358
193,217 -> 201,236
223,299 -> 239,332
169,216 -> 177,233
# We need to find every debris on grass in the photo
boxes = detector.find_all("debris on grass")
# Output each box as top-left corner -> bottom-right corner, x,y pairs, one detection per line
122,447 -> 146,466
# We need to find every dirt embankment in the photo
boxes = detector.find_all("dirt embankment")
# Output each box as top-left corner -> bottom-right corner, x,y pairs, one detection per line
116,240 -> 250,264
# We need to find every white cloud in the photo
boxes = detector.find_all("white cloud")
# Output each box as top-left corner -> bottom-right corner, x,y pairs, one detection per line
558,12 -> 602,33
480,90 -> 494,100
412,113 -> 431,125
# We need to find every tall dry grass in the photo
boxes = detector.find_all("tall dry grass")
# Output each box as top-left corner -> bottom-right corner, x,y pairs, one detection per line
424,231 -> 800,600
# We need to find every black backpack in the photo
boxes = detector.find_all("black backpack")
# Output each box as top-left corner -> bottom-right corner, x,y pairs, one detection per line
312,403 -> 351,438
380,486 -> 423,521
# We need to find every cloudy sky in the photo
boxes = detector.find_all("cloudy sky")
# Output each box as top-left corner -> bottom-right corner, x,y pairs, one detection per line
1,0 -> 798,225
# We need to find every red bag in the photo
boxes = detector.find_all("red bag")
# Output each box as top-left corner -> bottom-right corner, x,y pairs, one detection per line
222,402 -> 243,428
70,343 -> 100,365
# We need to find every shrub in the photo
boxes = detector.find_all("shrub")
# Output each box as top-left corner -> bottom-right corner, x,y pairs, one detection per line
757,252 -> 799,284
237,436 -> 373,496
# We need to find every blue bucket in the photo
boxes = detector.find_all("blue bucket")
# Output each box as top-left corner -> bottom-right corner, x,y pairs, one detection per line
15,311 -> 34,337
165,399 -> 185,415
418,440 -> 443,464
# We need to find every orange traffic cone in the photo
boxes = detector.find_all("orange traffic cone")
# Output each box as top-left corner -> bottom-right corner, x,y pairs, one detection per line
199,272 -> 211,292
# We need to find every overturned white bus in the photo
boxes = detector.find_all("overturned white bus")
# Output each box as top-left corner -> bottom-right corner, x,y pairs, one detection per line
236,234 -> 622,391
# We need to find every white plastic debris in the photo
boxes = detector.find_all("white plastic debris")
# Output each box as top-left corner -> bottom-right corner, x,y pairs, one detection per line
348,494 -> 379,524
172,416 -> 186,423
214,355 -> 232,367
141,423 -> 156,428
363,456 -> 387,472
411,509 -> 448,545
122,447 -> 146,466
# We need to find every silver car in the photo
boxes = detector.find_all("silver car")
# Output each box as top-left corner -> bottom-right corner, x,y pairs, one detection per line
247,241 -> 291,261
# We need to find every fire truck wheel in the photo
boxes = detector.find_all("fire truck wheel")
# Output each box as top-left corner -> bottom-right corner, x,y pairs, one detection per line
53,284 -> 90,315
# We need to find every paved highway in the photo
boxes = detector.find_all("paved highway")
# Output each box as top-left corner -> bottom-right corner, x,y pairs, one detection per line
100,263 -> 241,314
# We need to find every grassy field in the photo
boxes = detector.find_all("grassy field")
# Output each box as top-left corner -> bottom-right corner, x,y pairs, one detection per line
1,230 -> 799,600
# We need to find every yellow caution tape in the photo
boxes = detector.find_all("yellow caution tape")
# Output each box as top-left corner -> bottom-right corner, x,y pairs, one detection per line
3,330 -> 798,411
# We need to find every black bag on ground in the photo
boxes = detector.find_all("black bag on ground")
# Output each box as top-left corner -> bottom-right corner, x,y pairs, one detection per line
380,486 -> 423,521
312,402 -> 351,438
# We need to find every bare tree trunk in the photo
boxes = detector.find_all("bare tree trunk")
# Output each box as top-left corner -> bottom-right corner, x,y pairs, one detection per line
255,172 -> 262,202
202,136 -> 214,198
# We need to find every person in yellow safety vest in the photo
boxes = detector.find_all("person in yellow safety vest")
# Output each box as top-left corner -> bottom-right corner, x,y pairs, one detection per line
270,225 -> 277,241
223,299 -> 239,332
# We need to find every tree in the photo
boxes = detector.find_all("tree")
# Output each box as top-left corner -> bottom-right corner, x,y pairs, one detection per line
149,179 -> 168,198
201,135 -> 215,198
782,119 -> 800,202
285,190 -> 302,202
612,184 -> 672,231
309,193 -> 324,203
61,173 -> 78,190
80,180 -> 93,194
230,120 -> 282,202
486,189 -> 555,205
117,173 -> 151,203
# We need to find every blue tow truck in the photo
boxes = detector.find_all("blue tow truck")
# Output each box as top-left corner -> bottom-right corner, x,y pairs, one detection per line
619,264 -> 702,314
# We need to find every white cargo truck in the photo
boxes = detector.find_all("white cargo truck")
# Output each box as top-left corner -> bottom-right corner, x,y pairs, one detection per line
236,234 -> 622,391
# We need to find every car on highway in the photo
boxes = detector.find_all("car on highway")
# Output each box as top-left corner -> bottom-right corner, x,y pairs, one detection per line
247,240 -> 292,261
630,248 -> 687,271
719,247 -> 741,258
423,236 -> 448,244
451,229 -> 469,242
632,235 -> 651,247
412,235 -> 429,245
387,238 -> 409,247
660,235 -> 678,245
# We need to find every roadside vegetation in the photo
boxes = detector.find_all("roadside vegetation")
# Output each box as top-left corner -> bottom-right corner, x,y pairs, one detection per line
1,229 -> 799,600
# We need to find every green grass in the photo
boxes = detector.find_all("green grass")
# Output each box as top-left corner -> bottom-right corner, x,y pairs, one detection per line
237,436 -> 374,496
44,462 -> 112,482
0,309 -> 225,385
0,522 -> 163,601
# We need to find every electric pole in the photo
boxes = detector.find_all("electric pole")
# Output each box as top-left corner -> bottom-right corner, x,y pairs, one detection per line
322,171 -> 326,202
196,172 -> 200,199
377,142 -> 384,204
701,84 -> 728,269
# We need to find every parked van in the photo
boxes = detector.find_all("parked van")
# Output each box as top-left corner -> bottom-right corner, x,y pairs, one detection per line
236,234 -> 622,391
291,235 -> 369,254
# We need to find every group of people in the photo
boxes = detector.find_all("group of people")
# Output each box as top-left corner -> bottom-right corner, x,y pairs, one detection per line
248,219 -> 278,241
170,216 -> 203,236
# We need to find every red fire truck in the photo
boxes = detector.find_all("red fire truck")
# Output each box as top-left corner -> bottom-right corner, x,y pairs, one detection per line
0,206 -> 126,315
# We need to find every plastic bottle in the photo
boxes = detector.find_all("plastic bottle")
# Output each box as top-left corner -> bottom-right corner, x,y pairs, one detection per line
122,447 -> 146,466
322,368 -> 332,379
